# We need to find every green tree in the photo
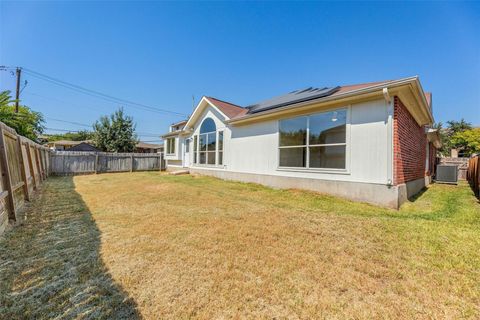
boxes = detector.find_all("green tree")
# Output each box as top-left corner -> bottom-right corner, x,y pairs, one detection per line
450,128 -> 480,157
44,130 -> 94,142
435,119 -> 473,156
446,119 -> 472,133
93,107 -> 138,152
0,90 -> 45,141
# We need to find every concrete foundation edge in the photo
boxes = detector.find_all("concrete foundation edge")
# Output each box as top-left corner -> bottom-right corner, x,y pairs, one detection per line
190,168 -> 403,209
397,176 -> 431,206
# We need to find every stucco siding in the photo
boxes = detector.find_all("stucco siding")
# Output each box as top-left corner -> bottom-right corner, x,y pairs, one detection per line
172,99 -> 394,185
219,98 -> 391,184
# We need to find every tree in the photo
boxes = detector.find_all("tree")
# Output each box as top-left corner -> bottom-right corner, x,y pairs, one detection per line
93,107 -> 138,152
450,128 -> 480,157
435,119 -> 473,156
446,119 -> 472,133
44,130 -> 94,142
0,90 -> 45,141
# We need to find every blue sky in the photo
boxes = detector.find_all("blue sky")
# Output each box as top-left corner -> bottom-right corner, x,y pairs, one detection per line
1,1 -> 479,141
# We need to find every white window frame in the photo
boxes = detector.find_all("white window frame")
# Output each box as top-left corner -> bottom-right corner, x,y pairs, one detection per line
166,138 -> 176,155
277,106 -> 351,174
192,130 -> 224,167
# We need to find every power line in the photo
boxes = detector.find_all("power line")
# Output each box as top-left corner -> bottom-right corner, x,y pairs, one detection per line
44,127 -> 162,137
20,67 -> 188,117
46,117 -> 92,128
24,91 -> 116,114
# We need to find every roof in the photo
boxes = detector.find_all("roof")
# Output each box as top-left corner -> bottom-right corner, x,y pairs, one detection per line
330,80 -> 392,96
247,87 -> 341,114
206,81 -> 395,121
206,96 -> 247,118
170,119 -> 188,127
136,142 -> 164,149
177,77 -> 433,131
68,142 -> 100,152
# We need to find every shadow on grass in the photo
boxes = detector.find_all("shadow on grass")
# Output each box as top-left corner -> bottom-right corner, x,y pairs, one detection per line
0,176 -> 140,319
407,186 -> 428,202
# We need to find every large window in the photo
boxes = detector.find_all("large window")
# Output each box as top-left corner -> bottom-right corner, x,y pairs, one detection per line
195,117 -> 223,165
166,138 -> 176,155
279,109 -> 347,169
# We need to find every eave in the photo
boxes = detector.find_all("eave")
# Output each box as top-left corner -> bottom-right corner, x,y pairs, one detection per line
227,77 -> 434,127
161,129 -> 192,138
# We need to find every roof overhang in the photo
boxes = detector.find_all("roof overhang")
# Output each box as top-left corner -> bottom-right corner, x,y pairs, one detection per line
161,128 -> 192,138
227,76 -> 434,127
426,128 -> 442,148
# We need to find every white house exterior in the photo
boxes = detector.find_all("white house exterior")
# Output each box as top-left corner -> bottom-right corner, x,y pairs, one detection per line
163,77 -> 441,208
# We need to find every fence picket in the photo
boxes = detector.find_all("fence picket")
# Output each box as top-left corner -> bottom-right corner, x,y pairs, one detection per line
50,151 -> 165,175
0,121 -> 50,234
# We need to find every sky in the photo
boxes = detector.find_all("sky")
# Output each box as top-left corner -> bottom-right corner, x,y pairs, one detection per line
1,1 -> 479,142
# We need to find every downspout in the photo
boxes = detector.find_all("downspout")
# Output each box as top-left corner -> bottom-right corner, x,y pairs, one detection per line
383,88 -> 394,186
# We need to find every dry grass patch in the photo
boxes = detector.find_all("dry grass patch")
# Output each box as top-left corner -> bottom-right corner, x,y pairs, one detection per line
1,172 -> 480,319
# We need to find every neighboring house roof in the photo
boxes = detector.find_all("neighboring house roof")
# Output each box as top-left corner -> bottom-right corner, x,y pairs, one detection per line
136,142 -> 164,149
206,97 -> 247,118
170,119 -> 188,127
68,142 -> 99,152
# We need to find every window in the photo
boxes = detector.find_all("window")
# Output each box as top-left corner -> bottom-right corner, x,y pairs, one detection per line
218,131 -> 223,165
194,118 -> 223,166
193,136 -> 197,163
278,109 -> 347,169
185,139 -> 190,153
166,138 -> 176,154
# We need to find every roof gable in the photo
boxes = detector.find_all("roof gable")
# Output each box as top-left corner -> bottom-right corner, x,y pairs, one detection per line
184,96 -> 246,130
206,97 -> 247,118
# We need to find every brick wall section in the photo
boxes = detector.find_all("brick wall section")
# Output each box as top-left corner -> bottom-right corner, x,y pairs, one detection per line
393,96 -> 427,185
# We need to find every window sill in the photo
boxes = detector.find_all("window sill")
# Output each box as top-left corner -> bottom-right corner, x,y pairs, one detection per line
276,167 -> 350,175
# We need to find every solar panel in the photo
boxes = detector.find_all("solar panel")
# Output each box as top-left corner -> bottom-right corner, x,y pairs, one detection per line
247,86 -> 341,114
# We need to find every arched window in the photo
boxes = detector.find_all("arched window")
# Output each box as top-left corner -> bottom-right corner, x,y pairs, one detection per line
195,117 -> 223,166
200,118 -> 216,134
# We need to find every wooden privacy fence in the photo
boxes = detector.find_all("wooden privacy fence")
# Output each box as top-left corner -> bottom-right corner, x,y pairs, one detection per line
50,151 -> 165,175
0,121 -> 50,234
467,155 -> 479,198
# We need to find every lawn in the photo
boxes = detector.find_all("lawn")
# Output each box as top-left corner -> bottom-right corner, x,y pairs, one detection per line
1,172 -> 479,319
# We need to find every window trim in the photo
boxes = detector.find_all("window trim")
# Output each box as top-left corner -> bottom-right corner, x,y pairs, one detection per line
276,106 -> 351,173
166,137 -> 176,155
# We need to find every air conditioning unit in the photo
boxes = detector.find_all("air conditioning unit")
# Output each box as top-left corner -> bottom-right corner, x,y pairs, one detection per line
436,164 -> 458,184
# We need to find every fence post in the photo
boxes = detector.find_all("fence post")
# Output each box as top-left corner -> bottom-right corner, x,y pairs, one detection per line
0,127 -> 16,221
34,147 -> 42,182
130,154 -> 134,172
95,153 -> 99,174
16,137 -> 30,201
26,143 -> 37,191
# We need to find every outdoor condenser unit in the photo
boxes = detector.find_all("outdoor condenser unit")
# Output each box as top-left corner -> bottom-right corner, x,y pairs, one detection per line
436,164 -> 458,184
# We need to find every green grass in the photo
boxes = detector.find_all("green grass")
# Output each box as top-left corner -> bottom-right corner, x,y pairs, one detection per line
1,172 -> 479,319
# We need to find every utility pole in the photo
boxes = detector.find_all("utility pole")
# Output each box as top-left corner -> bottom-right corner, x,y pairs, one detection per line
15,67 -> 22,113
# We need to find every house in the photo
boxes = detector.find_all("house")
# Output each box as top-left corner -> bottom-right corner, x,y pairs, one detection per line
46,140 -> 97,151
68,142 -> 100,152
135,142 -> 164,153
162,77 -> 441,208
